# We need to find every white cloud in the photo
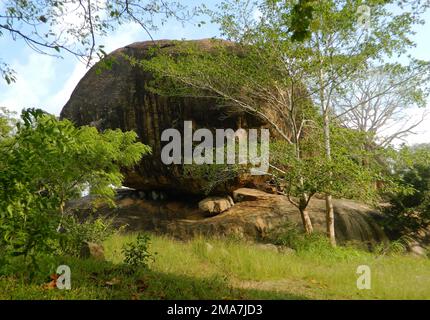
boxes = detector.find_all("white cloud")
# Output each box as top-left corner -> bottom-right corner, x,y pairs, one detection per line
0,51 -> 57,114
0,21 -> 145,116
46,61 -> 88,115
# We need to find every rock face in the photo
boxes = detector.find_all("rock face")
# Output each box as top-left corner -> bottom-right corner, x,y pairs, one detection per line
60,39 -> 272,196
69,188 -> 388,246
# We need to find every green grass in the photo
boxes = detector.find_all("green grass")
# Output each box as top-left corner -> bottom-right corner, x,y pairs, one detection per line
1,233 -> 430,300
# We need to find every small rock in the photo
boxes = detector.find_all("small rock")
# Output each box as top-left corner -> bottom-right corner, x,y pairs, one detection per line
409,244 -> 427,257
198,196 -> 234,215
80,241 -> 105,260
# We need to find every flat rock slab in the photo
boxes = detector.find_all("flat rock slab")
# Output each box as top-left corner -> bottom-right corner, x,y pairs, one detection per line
198,196 -> 234,215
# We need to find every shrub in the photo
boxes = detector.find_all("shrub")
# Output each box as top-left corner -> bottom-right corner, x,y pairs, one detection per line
122,233 -> 156,269
373,238 -> 408,256
267,222 -> 366,260
268,221 -> 332,252
0,108 -> 149,266
383,144 -> 430,237
58,215 -> 118,257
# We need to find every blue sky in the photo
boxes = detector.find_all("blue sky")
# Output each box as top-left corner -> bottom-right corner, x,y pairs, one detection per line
0,1 -> 429,145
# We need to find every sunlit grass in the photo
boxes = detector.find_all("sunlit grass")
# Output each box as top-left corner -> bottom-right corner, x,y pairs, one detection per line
1,233 -> 429,299
104,233 -> 430,299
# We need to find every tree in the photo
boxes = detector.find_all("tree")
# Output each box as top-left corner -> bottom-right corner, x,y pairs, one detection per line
0,108 -> 150,262
138,41 -> 386,236
140,0 -> 429,245
137,39 -> 318,234
0,0 -> 196,83
334,62 -> 430,149
253,0 -> 429,246
384,144 -> 430,237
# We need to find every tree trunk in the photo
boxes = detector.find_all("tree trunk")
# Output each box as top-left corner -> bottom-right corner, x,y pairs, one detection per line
318,53 -> 337,246
300,207 -> 314,234
325,193 -> 336,246
292,123 -> 314,234
299,194 -> 313,234
57,200 -> 65,233
323,111 -> 337,247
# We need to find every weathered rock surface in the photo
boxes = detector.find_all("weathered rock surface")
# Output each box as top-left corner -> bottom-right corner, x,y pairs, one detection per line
69,188 -> 388,246
233,188 -> 276,202
79,241 -> 105,260
409,242 -> 427,257
198,196 -> 234,215
60,39 -> 275,196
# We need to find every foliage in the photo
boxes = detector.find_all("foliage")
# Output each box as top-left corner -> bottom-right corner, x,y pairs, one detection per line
0,108 -> 150,264
267,221 -> 339,254
180,140 -> 267,195
184,162 -> 244,195
334,62 -> 430,148
122,233 -> 155,269
0,107 -> 16,139
383,144 -> 430,235
373,237 -> 408,256
57,215 -> 119,257
269,124 -> 385,204
139,0 -> 429,240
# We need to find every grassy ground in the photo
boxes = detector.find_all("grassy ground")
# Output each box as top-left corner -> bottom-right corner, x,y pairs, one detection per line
1,233 -> 430,300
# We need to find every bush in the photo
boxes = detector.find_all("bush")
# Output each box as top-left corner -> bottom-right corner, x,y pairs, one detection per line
373,237 -> 408,256
0,108 -> 149,266
58,215 -> 118,257
122,233 -> 156,269
268,222 -> 332,252
383,144 -> 430,237
267,222 -> 366,260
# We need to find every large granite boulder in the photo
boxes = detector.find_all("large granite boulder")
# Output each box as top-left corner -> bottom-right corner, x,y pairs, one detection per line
60,39 -> 276,196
